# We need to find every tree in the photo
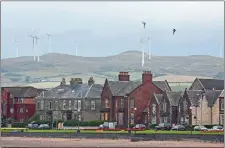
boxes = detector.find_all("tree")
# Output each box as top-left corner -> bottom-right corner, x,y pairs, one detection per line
88,77 -> 95,85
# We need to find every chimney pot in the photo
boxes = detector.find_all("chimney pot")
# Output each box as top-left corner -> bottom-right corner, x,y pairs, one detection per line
118,72 -> 130,81
142,71 -> 152,84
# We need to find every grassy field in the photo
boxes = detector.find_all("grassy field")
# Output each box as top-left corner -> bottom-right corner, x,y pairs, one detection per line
1,128 -> 223,135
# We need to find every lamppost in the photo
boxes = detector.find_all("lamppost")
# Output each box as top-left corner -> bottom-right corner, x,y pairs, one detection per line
189,106 -> 193,134
77,108 -> 81,133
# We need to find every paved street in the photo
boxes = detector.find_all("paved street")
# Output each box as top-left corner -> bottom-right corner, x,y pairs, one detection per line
0,137 -> 223,147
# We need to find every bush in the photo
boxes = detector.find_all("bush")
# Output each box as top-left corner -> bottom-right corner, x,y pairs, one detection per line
63,120 -> 105,126
12,122 -> 28,128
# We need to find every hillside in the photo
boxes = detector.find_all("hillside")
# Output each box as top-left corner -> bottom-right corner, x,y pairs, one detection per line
1,51 -> 224,87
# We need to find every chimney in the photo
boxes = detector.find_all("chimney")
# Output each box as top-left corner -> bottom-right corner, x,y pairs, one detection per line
61,78 -> 66,85
70,78 -> 74,85
142,71 -> 152,84
118,72 -> 130,81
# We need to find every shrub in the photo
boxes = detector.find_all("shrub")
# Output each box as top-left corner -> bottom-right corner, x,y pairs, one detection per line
63,120 -> 105,126
12,122 -> 28,128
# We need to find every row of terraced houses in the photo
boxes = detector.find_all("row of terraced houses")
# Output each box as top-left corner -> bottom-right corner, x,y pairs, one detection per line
1,71 -> 224,127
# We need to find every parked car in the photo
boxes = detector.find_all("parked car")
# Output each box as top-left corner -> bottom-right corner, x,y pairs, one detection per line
193,125 -> 208,131
171,125 -> 186,131
155,123 -> 171,130
38,124 -> 50,129
27,121 -> 39,129
99,122 -> 116,129
209,126 -> 223,131
133,124 -> 146,130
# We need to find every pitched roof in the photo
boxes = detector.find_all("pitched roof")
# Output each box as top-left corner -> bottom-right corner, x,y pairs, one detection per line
185,90 -> 222,107
219,90 -> 224,98
165,91 -> 182,106
198,78 -> 224,90
153,93 -> 163,104
39,84 -> 103,99
3,86 -> 44,98
108,80 -> 171,96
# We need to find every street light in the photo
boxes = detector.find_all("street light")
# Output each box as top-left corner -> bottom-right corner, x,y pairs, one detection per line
77,109 -> 81,133
189,106 -> 193,134
200,89 -> 205,125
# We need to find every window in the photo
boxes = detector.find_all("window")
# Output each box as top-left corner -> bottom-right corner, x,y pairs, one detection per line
74,100 -> 78,110
105,98 -> 109,108
49,101 -> 52,110
119,99 -> 124,108
68,100 -> 72,110
162,100 -> 167,112
151,116 -> 156,124
91,100 -> 96,110
55,101 -> 58,110
78,100 -> 81,111
63,100 -> 66,110
41,100 -> 44,110
178,105 -> 181,113
19,98 -> 24,103
101,113 -> 104,120
221,99 -> 224,111
20,108 -> 24,113
130,99 -> 134,108
152,104 -> 156,114
37,101 -> 40,110
220,114 -> 224,125
183,100 -> 188,111
78,114 -> 82,121
130,113 -> 135,124
163,117 -> 168,123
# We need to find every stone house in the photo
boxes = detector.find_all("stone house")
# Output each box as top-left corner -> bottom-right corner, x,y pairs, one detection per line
35,78 -> 103,122
178,89 -> 223,126
100,71 -> 171,128
149,91 -> 181,125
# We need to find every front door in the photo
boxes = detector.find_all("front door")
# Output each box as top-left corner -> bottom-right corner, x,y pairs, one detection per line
118,112 -> 124,125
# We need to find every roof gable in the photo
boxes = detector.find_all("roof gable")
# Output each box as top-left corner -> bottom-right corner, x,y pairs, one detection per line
198,78 -> 224,90
165,91 -> 182,106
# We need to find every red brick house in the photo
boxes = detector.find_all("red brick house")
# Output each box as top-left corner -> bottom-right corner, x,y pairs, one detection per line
1,86 -> 44,122
100,71 -> 171,128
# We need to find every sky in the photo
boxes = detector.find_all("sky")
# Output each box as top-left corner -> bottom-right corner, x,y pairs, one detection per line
1,1 -> 224,59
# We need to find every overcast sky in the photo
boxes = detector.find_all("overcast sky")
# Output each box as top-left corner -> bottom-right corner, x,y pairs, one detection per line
2,1 -> 224,59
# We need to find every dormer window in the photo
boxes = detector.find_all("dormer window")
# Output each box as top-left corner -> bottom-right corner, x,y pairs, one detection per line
162,100 -> 167,112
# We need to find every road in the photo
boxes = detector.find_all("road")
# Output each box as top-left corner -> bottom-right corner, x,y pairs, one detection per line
0,137 -> 223,147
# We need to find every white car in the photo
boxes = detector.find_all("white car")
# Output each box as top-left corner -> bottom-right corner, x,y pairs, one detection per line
38,124 -> 50,129
209,126 -> 223,131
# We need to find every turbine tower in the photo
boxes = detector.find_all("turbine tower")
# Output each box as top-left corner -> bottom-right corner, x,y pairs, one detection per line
13,39 -> 20,58
140,39 -> 145,67
148,37 -> 151,60
29,35 -> 35,60
47,33 -> 52,53
219,44 -> 223,58
74,41 -> 78,56
34,36 -> 40,62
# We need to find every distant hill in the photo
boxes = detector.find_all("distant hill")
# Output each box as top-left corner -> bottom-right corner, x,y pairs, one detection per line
1,51 -> 224,85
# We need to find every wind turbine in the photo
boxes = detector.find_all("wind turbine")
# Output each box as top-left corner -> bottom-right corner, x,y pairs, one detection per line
29,35 -> 35,60
148,37 -> 151,60
47,33 -> 52,53
74,41 -> 78,56
219,44 -> 223,58
34,36 -> 40,62
13,39 -> 20,58
140,39 -> 145,67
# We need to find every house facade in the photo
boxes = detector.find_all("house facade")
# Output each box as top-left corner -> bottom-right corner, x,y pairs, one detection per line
35,79 -> 103,122
219,90 -> 224,125
149,91 -> 181,125
100,71 -> 171,128
178,89 -> 223,126
1,86 -> 44,122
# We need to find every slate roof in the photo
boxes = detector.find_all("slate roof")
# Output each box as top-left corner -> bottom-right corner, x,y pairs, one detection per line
165,91 -> 182,106
185,90 -> 222,107
198,78 -> 224,90
153,93 -> 163,104
3,86 -> 44,98
107,80 -> 171,96
39,84 -> 103,99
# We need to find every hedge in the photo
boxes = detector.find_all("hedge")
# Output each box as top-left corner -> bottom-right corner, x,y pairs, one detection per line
63,120 -> 105,126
